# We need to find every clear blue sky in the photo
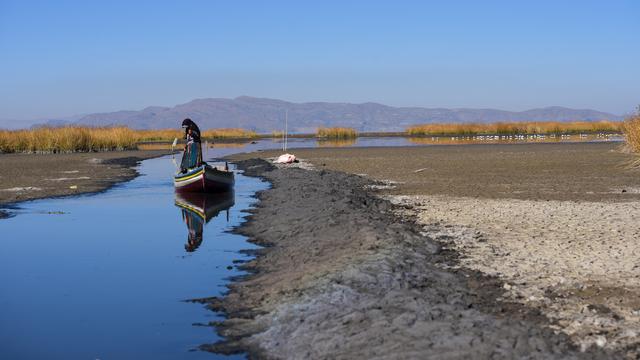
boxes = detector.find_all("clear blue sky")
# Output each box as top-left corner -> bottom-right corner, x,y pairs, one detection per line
1,0 -> 638,123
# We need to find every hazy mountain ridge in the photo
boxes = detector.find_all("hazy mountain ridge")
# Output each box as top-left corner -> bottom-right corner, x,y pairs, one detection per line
44,96 -> 623,132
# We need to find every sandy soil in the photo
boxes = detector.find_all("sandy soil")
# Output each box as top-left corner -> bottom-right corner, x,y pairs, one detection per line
219,142 -> 640,358
0,151 -> 170,207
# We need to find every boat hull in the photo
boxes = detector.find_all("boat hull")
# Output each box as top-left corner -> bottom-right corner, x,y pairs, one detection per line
175,191 -> 235,222
174,165 -> 234,193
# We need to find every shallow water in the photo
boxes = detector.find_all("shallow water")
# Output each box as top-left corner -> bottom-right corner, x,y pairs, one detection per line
0,136 -> 624,359
0,156 -> 267,359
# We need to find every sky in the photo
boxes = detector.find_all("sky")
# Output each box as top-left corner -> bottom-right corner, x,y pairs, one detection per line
0,0 -> 638,125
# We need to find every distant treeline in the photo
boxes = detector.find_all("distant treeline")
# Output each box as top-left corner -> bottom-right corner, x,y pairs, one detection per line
406,121 -> 622,136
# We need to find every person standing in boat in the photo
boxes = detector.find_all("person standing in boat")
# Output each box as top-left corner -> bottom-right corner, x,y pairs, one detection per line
180,118 -> 203,172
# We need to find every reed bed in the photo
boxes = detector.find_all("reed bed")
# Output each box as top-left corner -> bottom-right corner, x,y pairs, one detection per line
202,128 -> 257,139
317,138 -> 357,147
136,129 -> 182,142
622,114 -> 640,153
0,127 -> 138,153
0,126 -> 258,153
316,127 -> 358,139
137,128 -> 257,142
407,121 -> 622,136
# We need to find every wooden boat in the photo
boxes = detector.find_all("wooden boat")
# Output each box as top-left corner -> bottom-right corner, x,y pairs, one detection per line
174,163 -> 234,193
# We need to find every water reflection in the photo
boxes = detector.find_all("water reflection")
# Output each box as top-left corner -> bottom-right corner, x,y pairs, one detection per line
317,138 -> 357,147
175,192 -> 235,252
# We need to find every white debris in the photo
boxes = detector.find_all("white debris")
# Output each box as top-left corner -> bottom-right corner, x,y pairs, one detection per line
274,153 -> 297,164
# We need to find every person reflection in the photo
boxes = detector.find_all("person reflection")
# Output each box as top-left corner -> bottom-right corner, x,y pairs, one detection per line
175,192 -> 235,252
182,207 -> 204,252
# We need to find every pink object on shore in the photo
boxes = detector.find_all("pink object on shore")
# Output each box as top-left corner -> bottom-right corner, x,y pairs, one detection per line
275,153 -> 296,164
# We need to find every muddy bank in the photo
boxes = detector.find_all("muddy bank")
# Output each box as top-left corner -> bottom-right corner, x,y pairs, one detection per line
0,150 -> 170,206
204,158 -> 614,359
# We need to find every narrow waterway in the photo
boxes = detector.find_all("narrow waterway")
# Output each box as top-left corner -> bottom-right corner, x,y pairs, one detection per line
0,155 -> 267,359
0,136 -> 623,359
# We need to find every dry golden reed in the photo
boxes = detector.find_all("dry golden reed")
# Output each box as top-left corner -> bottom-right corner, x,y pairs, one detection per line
317,138 -> 357,147
0,126 -> 257,153
0,127 -> 138,153
406,121 -> 622,136
316,127 -> 358,139
202,128 -> 257,139
622,114 -> 640,153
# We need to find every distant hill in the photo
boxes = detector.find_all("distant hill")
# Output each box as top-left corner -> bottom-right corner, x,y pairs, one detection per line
44,96 -> 623,133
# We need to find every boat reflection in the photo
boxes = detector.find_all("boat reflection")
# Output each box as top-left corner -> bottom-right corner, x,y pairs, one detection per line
175,192 -> 235,252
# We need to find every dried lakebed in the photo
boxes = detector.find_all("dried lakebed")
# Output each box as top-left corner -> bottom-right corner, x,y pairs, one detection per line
205,159 -> 615,359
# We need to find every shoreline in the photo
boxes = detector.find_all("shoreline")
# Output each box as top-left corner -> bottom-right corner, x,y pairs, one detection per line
204,158 -> 615,358
216,142 -> 640,358
0,150 -> 171,208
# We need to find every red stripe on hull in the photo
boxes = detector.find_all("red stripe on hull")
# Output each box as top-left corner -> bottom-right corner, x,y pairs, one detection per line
174,166 -> 234,194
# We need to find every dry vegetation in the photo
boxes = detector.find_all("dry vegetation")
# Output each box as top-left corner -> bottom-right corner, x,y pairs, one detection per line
202,128 -> 257,139
407,121 -> 622,136
136,128 -> 257,141
316,127 -> 358,139
622,113 -> 640,153
0,127 -> 138,153
317,138 -> 357,147
0,127 -> 257,153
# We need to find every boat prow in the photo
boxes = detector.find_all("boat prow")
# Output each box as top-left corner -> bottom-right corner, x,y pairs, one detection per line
174,164 -> 234,193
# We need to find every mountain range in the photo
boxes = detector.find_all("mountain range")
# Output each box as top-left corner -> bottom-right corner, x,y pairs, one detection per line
40,96 -> 623,133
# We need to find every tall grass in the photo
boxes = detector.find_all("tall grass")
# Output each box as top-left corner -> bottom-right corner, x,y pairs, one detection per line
202,128 -> 257,139
136,128 -> 257,142
136,129 -> 182,142
317,138 -> 357,147
0,127 -> 138,153
622,114 -> 640,153
407,121 -> 622,136
316,127 -> 358,139
0,126 -> 258,153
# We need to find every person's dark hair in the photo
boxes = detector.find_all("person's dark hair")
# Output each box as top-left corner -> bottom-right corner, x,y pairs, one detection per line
181,118 -> 201,141
181,118 -> 194,128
